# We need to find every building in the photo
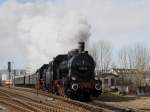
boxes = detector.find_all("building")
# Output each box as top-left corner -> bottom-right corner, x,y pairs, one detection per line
112,68 -> 150,94
95,69 -> 118,91
112,68 -> 150,86
143,71 -> 150,86
99,73 -> 118,91
112,68 -> 138,85
96,68 -> 150,94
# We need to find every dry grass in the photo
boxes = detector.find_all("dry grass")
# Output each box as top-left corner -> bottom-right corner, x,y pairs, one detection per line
98,92 -> 150,111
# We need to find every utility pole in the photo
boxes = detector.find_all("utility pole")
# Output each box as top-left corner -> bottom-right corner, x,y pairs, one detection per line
36,70 -> 39,96
8,61 -> 11,88
14,70 -> 16,87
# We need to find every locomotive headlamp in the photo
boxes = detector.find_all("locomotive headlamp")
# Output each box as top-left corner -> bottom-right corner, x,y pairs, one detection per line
71,77 -> 76,81
94,76 -> 98,80
72,83 -> 78,91
95,83 -> 101,90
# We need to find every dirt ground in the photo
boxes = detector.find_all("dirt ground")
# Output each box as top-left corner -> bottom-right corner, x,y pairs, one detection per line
0,104 -> 17,112
98,93 -> 150,111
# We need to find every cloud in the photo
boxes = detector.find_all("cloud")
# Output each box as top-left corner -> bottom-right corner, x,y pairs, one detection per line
0,0 -> 150,70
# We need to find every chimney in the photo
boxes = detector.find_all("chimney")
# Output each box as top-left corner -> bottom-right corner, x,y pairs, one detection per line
78,42 -> 85,52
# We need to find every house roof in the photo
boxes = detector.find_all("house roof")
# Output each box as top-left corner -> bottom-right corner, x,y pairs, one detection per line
100,73 -> 118,78
112,68 -> 138,75
96,68 -> 150,78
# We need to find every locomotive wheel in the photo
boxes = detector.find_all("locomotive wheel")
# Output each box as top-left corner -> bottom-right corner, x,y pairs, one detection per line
52,86 -> 59,95
57,86 -> 65,96
64,88 -> 72,97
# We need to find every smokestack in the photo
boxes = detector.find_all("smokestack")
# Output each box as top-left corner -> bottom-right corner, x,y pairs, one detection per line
78,42 -> 85,52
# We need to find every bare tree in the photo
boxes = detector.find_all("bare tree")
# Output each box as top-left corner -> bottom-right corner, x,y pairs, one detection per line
118,46 -> 135,69
118,43 -> 150,87
90,40 -> 112,74
133,44 -> 150,71
118,47 -> 129,69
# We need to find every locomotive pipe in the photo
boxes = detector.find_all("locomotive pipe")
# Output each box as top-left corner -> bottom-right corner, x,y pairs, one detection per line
78,42 -> 85,52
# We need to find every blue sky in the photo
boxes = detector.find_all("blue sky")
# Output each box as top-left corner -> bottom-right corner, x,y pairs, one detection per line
0,0 -> 150,70
0,0 -> 6,4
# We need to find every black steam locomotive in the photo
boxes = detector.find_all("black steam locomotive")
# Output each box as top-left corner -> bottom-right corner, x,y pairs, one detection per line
15,42 -> 102,100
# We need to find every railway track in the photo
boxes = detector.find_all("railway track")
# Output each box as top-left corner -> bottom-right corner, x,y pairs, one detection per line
0,87 -> 108,112
0,87 -> 81,112
7,87 -> 143,112
11,87 -> 111,112
0,90 -> 34,112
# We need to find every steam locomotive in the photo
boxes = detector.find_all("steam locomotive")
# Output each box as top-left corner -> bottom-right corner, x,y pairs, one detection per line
15,42 -> 102,100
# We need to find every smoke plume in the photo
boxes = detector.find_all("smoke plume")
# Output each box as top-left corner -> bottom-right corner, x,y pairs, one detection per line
18,13 -> 91,71
0,1 -> 91,71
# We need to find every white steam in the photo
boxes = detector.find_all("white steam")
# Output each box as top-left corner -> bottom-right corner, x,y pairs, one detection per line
18,14 -> 91,70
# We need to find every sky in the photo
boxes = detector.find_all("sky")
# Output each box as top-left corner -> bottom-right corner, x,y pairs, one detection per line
0,0 -> 150,71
